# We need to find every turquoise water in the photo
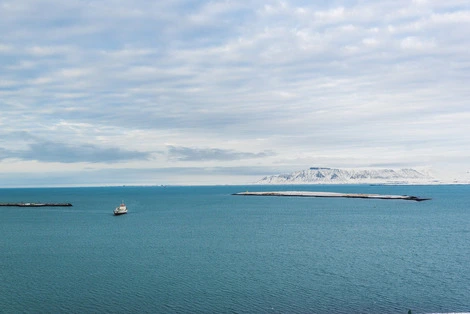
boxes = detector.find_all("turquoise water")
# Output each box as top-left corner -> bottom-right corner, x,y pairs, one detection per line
1,185 -> 469,313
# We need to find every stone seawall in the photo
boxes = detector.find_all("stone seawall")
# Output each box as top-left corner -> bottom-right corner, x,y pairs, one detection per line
233,191 -> 430,201
0,203 -> 73,207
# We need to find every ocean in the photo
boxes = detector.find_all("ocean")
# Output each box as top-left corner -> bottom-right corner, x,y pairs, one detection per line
1,185 -> 469,313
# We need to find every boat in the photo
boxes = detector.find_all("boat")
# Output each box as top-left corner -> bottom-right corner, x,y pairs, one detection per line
114,201 -> 127,215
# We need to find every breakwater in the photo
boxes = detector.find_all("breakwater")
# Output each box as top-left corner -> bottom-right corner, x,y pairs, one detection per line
0,202 -> 72,207
233,191 -> 430,201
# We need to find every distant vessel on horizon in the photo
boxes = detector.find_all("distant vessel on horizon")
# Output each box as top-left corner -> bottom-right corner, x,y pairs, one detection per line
114,201 -> 127,215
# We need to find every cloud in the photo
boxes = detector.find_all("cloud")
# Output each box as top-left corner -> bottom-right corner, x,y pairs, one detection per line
0,0 -> 469,185
400,36 -> 436,50
167,146 -> 275,161
1,140 -> 151,163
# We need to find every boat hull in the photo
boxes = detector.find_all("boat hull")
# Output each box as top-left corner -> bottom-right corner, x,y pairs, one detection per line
114,202 -> 127,215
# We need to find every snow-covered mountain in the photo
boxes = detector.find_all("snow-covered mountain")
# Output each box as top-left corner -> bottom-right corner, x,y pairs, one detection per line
257,167 -> 437,185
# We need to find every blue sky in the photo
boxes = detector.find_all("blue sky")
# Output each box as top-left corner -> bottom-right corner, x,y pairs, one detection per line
1,0 -> 469,186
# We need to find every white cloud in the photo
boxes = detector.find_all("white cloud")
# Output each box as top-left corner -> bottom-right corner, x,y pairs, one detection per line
27,46 -> 72,56
0,44 -> 13,52
431,10 -> 470,24
400,36 -> 436,50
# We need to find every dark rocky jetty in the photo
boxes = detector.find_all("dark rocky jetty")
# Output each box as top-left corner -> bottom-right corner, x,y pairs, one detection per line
0,203 -> 73,207
233,191 -> 430,202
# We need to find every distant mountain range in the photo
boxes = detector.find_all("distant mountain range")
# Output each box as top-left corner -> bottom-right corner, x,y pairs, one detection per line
257,167 -> 438,185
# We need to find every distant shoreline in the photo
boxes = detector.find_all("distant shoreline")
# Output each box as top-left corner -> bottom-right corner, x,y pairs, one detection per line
0,183 -> 469,189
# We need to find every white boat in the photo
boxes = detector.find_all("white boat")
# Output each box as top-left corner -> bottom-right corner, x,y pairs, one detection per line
114,202 -> 127,215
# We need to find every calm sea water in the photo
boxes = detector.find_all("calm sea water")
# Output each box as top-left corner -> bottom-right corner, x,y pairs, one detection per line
1,185 -> 469,313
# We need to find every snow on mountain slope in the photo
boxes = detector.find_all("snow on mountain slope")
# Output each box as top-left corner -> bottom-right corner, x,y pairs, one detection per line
257,167 -> 436,184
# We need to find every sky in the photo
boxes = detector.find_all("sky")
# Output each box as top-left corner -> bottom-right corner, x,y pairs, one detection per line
1,0 -> 470,187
